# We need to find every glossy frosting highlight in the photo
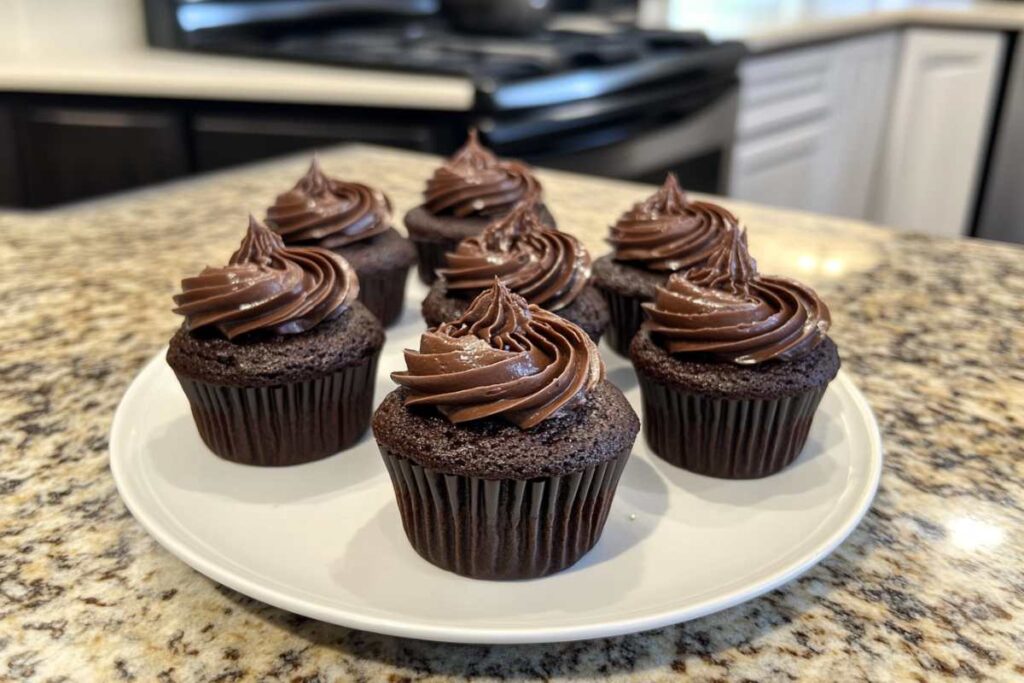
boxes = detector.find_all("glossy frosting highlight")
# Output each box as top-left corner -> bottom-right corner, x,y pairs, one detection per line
610,174 -> 735,271
393,280 -> 604,428
173,216 -> 357,340
266,158 -> 391,248
423,130 -> 541,218
643,226 -> 831,364
438,203 -> 591,310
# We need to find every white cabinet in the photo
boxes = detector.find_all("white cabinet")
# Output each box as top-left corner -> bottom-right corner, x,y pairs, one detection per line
730,33 -> 899,219
874,29 -> 1006,238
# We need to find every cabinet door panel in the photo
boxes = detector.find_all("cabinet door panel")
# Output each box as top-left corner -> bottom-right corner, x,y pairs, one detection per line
875,29 -> 1005,237
820,32 -> 898,219
18,106 -> 188,206
731,121 -> 828,211
0,104 -> 21,206
192,115 -> 435,172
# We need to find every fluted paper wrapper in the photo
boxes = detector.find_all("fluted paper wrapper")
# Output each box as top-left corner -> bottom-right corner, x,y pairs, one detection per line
602,289 -> 647,356
638,375 -> 827,479
411,238 -> 456,285
379,448 -> 630,580
355,265 -> 410,327
175,354 -> 379,466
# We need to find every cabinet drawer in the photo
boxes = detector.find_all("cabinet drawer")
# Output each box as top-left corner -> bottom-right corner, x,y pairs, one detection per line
738,45 -> 832,139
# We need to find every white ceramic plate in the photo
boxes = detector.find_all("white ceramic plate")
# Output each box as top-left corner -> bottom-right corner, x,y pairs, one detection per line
110,281 -> 882,644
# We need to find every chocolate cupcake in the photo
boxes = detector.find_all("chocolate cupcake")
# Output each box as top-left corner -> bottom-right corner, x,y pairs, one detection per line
631,225 -> 840,479
373,281 -> 639,580
593,174 -> 733,355
421,202 -> 609,343
265,158 -> 415,327
167,216 -> 385,466
404,130 -> 555,284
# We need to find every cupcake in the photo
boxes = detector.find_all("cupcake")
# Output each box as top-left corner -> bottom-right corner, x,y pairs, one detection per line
265,158 -> 415,327
373,280 -> 639,579
421,202 -> 609,343
593,174 -> 733,355
630,225 -> 840,479
404,130 -> 555,284
167,216 -> 385,466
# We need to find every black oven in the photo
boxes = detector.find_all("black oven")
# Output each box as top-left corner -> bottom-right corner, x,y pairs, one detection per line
143,0 -> 743,192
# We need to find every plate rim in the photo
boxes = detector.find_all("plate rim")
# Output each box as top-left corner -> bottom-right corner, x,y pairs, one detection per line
110,349 -> 882,644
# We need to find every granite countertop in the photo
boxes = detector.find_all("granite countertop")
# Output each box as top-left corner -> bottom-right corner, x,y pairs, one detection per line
0,2 -> 473,111
1,146 -> 1022,681
6,2 -> 1024,107
0,47 -> 474,111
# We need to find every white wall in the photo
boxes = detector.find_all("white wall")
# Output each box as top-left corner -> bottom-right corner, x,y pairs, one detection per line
0,0 -> 146,57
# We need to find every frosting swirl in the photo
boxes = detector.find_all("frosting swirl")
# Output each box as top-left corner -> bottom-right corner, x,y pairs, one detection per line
423,130 -> 541,218
266,158 -> 391,248
392,280 -> 604,428
173,216 -> 358,340
610,174 -> 734,272
437,203 -> 591,311
642,226 -> 831,364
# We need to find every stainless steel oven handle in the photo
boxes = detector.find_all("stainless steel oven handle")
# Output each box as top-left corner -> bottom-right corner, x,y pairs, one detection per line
534,87 -> 737,180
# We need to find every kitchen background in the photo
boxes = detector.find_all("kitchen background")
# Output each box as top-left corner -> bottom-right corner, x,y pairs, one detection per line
1,0 -> 1022,244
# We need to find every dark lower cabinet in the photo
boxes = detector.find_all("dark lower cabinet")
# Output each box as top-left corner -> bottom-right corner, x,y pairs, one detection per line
0,104 -> 21,206
193,113 -> 436,172
0,93 -> 460,209
16,105 -> 189,207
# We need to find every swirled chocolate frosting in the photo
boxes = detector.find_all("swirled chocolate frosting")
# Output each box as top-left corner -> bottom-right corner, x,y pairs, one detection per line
423,130 -> 541,218
173,216 -> 358,340
437,203 -> 591,311
610,174 -> 735,272
643,226 -> 831,365
392,280 -> 604,428
265,158 -> 391,248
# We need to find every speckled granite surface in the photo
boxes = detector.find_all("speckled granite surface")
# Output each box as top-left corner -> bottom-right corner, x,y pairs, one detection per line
1,146 -> 1022,681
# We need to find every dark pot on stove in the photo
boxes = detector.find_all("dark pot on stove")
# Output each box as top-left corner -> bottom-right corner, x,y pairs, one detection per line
442,0 -> 552,35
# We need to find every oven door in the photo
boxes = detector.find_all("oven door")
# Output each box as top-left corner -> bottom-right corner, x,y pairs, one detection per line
476,84 -> 738,194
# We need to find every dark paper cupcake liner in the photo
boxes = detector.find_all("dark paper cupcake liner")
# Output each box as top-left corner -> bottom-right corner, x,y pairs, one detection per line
175,353 -> 379,466
602,288 -> 647,356
379,447 -> 630,580
355,264 -> 411,327
638,375 -> 827,479
411,238 -> 457,285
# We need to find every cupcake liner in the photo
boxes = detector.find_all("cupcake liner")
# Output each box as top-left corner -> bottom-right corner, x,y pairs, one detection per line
175,353 -> 379,466
379,447 -> 631,580
411,238 -> 457,285
355,264 -> 410,327
638,374 -> 827,479
602,288 -> 647,356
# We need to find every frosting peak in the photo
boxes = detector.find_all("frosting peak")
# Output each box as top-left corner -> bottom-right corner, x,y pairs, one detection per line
266,158 -> 391,249
423,130 -> 541,218
438,203 -> 591,310
610,177 -> 735,272
393,280 -> 604,428
642,224 -> 830,365
173,216 -> 358,340
447,128 -> 500,172
633,173 -> 689,216
685,225 -> 759,291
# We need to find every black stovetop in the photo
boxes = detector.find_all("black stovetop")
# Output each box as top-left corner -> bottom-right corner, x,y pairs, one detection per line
190,19 -> 712,82
271,23 -> 708,81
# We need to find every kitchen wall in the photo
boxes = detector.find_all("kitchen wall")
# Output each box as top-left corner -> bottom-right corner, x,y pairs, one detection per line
0,0 -> 145,56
